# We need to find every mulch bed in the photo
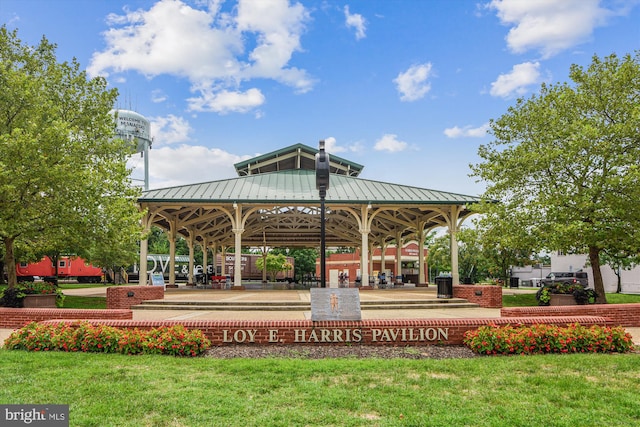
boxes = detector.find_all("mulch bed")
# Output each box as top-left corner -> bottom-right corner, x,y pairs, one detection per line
204,345 -> 477,359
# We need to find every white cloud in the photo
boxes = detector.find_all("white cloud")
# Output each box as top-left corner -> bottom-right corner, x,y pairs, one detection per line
487,0 -> 613,58
344,5 -> 367,40
149,115 -> 192,145
187,87 -> 266,114
235,0 -> 314,92
323,136 -> 343,153
323,136 -> 363,154
151,89 -> 167,103
393,63 -> 433,101
88,0 -> 313,114
140,145 -> 253,189
373,134 -> 408,152
444,123 -> 490,138
490,61 -> 541,98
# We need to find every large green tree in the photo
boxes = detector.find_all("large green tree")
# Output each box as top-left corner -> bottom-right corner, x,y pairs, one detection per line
255,253 -> 293,281
0,27 -> 143,287
471,52 -> 640,303
271,248 -> 317,281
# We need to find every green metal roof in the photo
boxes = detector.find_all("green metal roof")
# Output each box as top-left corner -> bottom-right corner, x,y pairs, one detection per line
139,169 -> 482,205
233,143 -> 364,177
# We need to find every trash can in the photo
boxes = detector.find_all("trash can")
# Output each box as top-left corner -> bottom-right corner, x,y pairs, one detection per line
509,277 -> 519,288
436,276 -> 453,299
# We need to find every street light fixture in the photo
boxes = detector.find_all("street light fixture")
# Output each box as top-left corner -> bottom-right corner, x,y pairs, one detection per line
315,140 -> 330,288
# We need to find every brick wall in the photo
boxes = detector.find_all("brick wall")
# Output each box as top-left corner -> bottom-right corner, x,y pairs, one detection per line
43,316 -> 609,346
0,308 -> 132,329
501,303 -> 640,327
106,285 -> 164,309
453,285 -> 502,308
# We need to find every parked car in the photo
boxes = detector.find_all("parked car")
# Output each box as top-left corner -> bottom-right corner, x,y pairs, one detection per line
541,271 -> 588,287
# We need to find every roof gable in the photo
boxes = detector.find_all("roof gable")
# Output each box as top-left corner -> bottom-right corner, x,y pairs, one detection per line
233,143 -> 364,177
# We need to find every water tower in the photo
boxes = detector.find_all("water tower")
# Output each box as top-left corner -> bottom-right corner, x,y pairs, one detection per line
111,109 -> 152,190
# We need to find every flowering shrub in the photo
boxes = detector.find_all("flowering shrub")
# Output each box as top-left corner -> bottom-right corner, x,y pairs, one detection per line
463,323 -> 634,355
0,282 -> 65,307
144,325 -> 208,357
536,283 -> 597,306
4,322 -> 211,357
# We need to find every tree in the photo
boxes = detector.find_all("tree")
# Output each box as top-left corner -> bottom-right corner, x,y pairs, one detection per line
471,52 -> 640,303
0,27 -> 144,287
272,248 -> 317,281
457,228 -> 490,283
427,235 -> 451,279
469,211 -> 538,285
598,250 -> 639,294
255,253 -> 293,281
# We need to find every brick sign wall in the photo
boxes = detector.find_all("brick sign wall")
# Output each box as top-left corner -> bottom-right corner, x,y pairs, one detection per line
43,316 -> 610,346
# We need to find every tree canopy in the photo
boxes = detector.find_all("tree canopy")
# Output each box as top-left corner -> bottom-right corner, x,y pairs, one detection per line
471,52 -> 640,303
255,253 -> 293,281
0,26 -> 144,287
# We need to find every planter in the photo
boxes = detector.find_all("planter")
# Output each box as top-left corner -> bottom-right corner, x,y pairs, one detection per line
23,294 -> 57,308
549,294 -> 576,306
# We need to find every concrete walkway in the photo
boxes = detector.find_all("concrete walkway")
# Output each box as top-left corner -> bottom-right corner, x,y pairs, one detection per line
2,286 -> 639,346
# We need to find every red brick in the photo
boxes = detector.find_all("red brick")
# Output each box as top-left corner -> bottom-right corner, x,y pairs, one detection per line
501,303 -> 640,327
453,285 -> 502,308
0,308 -> 132,328
106,285 -> 164,309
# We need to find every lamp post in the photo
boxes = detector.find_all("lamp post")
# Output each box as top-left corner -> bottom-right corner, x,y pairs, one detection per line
315,140 -> 330,288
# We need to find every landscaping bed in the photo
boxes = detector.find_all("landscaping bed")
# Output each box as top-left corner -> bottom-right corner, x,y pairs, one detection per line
204,344 -> 477,359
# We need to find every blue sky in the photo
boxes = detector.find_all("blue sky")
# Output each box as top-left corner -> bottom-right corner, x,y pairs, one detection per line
2,0 -> 639,196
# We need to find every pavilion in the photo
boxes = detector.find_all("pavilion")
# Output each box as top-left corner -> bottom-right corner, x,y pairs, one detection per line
136,143 -> 483,287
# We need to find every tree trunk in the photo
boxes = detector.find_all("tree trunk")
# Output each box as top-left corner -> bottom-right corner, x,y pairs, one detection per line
588,245 -> 607,304
3,237 -> 17,288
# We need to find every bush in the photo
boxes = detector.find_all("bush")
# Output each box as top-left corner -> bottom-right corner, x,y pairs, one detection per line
535,283 -> 597,306
463,323 -> 634,355
4,322 -> 211,357
0,282 -> 65,307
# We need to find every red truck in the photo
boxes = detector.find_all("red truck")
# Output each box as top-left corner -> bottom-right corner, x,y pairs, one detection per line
16,256 -> 103,283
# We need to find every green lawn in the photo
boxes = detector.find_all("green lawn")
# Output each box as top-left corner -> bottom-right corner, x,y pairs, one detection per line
61,295 -> 107,309
502,291 -> 640,307
58,283 -> 109,289
0,350 -> 638,426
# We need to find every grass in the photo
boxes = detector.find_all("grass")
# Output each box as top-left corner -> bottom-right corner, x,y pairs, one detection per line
0,350 -> 638,426
61,295 -> 107,309
502,291 -> 640,307
57,283 -> 108,290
